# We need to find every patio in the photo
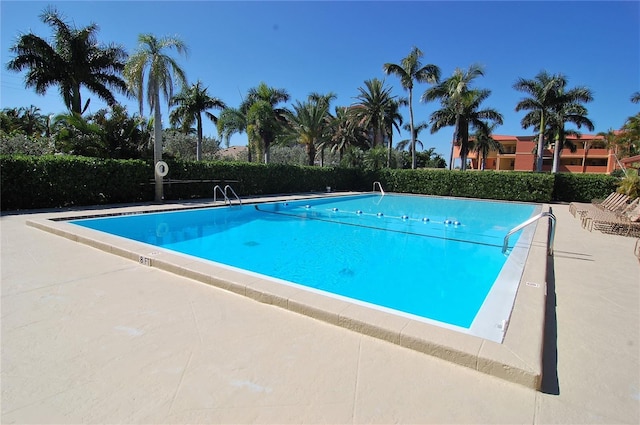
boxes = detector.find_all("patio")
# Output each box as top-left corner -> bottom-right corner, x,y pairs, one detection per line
1,201 -> 638,423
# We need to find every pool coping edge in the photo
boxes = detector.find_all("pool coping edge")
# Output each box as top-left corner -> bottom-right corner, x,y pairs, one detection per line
25,196 -> 547,390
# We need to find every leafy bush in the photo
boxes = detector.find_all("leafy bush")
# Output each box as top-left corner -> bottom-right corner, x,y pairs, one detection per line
1,155 -> 149,210
377,169 -> 555,202
160,159 -> 367,199
0,154 -> 620,210
0,132 -> 56,155
552,173 -> 619,203
616,169 -> 640,199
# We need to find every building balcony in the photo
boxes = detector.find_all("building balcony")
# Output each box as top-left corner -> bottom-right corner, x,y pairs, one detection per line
561,148 -> 610,157
561,164 -> 609,173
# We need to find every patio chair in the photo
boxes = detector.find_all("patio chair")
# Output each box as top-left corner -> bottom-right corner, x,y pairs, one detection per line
570,193 -> 631,219
583,198 -> 640,236
569,192 -> 620,217
580,197 -> 639,227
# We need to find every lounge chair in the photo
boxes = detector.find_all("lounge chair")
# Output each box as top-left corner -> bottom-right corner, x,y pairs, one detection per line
580,197 -> 638,227
569,192 -> 618,217
583,198 -> 640,236
569,192 -> 619,217
570,193 -> 631,219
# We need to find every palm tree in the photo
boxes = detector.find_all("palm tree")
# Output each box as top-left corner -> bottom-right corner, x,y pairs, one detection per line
382,98 -> 407,167
422,64 -> 484,170
602,116 -> 640,161
621,114 -> 640,155
631,92 -> 640,104
397,122 -> 428,153
6,7 -> 127,115
513,71 -> 565,172
89,104 -> 148,159
217,107 -> 247,149
429,89 -> 503,170
124,34 -> 188,202
0,106 -> 49,137
283,97 -> 332,166
52,112 -> 105,156
352,78 -> 396,149
307,93 -> 337,166
328,106 -> 368,161
169,81 -> 226,161
546,82 -> 594,173
0,108 -> 21,134
384,46 -> 440,169
243,83 -> 290,164
470,122 -> 503,170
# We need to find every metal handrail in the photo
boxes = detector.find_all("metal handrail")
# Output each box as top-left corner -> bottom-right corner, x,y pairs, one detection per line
213,185 -> 227,203
224,185 -> 242,205
502,210 -> 556,255
373,181 -> 385,196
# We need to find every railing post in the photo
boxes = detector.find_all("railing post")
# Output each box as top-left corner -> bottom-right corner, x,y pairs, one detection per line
547,208 -> 556,256
373,181 -> 385,196
503,210 -> 556,255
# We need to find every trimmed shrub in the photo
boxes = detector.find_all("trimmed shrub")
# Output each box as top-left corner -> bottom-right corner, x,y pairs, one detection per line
0,154 -> 619,210
160,159 -> 368,200
377,169 -> 555,203
1,155 -> 149,210
552,173 -> 619,203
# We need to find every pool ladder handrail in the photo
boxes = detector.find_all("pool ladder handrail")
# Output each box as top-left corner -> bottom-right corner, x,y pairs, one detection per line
373,181 -> 385,196
502,209 -> 556,255
213,184 -> 242,206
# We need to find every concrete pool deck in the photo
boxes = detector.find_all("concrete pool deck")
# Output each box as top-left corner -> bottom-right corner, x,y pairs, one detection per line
1,197 -> 639,423
22,193 -> 547,389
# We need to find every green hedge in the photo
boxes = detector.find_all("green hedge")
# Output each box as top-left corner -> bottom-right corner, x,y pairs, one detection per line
160,159 -> 368,200
0,155 -> 149,210
377,169 -> 556,202
552,173 -> 619,203
0,155 -> 621,210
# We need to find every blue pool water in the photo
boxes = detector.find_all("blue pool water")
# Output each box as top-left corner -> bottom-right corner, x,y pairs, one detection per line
71,194 -> 537,332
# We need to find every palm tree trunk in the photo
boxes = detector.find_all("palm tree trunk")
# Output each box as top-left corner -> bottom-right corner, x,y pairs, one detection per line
307,141 -> 316,166
263,138 -> 270,164
460,134 -> 468,171
71,84 -> 82,114
196,114 -> 203,161
536,115 -> 545,172
374,128 -> 384,148
551,134 -> 561,173
409,89 -> 416,169
448,136 -> 455,170
449,115 -> 460,170
582,141 -> 590,173
153,87 -> 163,202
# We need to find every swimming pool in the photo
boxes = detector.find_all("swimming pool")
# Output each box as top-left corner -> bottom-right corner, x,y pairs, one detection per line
70,194 -> 539,342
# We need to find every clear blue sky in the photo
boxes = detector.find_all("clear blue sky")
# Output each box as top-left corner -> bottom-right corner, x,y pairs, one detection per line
1,0 -> 638,162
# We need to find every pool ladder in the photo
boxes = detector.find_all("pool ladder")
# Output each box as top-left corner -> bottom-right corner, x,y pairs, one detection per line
213,184 -> 242,206
373,181 -> 385,196
502,209 -> 556,255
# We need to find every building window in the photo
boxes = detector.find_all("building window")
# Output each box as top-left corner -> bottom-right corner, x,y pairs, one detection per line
588,159 -> 607,166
